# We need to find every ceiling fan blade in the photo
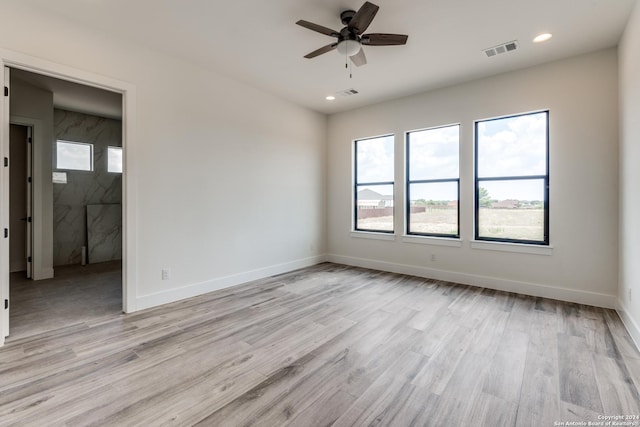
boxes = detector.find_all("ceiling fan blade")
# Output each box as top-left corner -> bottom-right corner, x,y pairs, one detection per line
296,20 -> 340,37
304,43 -> 338,59
361,33 -> 408,46
348,1 -> 379,34
350,48 -> 367,67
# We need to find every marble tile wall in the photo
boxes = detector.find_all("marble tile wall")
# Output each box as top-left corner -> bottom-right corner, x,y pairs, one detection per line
53,109 -> 122,266
87,204 -> 122,264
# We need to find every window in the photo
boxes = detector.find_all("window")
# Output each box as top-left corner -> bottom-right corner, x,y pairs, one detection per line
475,111 -> 549,244
354,135 -> 394,233
56,140 -> 93,171
108,146 -> 123,173
406,124 -> 460,237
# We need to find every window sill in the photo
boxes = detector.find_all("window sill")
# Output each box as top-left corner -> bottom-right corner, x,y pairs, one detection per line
402,235 -> 463,247
350,231 -> 396,241
470,240 -> 553,256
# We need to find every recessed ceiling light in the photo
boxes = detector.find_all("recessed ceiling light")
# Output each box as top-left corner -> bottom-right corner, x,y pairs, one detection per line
533,33 -> 552,43
325,95 -> 336,101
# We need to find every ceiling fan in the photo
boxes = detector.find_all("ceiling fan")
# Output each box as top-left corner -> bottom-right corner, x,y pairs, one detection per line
296,1 -> 408,67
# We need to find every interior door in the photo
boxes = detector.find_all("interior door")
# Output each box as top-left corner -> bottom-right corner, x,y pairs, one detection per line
1,66 -> 10,342
9,124 -> 28,274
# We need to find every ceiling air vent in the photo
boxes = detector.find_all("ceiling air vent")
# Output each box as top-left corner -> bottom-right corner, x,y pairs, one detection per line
483,40 -> 518,58
336,88 -> 359,97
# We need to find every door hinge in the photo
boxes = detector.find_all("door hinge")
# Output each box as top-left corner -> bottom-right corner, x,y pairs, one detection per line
3,228 -> 7,238
4,299 -> 8,310
3,157 -> 7,167
4,86 -> 8,97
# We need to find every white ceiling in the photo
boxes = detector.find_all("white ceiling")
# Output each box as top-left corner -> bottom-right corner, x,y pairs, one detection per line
16,0 -> 638,115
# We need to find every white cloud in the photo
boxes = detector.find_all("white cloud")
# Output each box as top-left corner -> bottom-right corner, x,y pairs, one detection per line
409,125 -> 459,180
356,135 -> 394,183
477,112 -> 547,178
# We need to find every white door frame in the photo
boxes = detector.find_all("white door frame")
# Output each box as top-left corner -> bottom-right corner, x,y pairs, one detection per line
1,67 -> 9,341
0,49 -> 138,346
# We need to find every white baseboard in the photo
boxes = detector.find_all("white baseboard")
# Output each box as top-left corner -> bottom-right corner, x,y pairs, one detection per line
617,301 -> 640,352
134,255 -> 327,311
327,254 -> 617,309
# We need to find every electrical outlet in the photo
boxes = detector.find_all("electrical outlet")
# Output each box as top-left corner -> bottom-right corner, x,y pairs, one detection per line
431,254 -> 436,262
161,268 -> 170,280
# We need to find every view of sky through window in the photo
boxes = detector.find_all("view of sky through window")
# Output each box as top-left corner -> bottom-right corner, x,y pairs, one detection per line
477,112 -> 547,201
108,146 -> 123,173
56,140 -> 93,171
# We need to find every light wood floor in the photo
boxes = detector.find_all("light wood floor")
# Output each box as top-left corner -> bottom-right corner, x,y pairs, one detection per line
8,261 -> 122,340
1,263 -> 639,426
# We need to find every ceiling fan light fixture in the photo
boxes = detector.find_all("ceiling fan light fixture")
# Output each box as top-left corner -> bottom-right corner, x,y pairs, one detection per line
337,39 -> 361,56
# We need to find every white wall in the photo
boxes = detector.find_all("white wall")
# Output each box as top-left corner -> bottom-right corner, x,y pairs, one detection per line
327,49 -> 619,308
618,1 -> 640,345
0,3 -> 327,311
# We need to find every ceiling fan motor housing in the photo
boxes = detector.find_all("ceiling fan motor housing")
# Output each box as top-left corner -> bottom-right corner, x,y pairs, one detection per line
340,10 -> 356,25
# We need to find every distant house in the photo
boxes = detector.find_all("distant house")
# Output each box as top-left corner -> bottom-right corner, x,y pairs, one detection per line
357,188 -> 394,208
491,199 -> 520,209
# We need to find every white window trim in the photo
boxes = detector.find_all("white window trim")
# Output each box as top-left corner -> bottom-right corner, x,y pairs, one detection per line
350,231 -> 396,241
470,240 -> 553,255
402,235 -> 463,247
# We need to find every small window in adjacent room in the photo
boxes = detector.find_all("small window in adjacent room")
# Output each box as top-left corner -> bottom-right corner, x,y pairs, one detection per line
108,146 -> 123,173
475,110 -> 549,245
56,140 -> 93,171
406,124 -> 460,237
354,134 -> 395,233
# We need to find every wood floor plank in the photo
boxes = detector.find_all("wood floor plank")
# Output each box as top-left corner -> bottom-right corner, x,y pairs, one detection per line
464,392 -> 518,426
482,328 -> 529,402
412,324 -> 476,394
331,351 -> 429,427
592,353 -> 640,414
283,388 -> 356,427
558,333 -> 605,413
515,391 -> 560,427
2,262 -> 639,426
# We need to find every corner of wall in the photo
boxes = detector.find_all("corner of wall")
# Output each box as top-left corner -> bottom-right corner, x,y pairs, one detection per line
617,300 -> 640,352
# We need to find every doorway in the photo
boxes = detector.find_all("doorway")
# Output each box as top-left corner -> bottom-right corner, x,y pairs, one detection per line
1,61 -> 132,344
9,123 -> 31,278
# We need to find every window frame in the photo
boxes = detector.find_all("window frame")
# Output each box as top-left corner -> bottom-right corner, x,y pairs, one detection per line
56,139 -> 94,172
353,134 -> 395,234
405,124 -> 460,239
474,110 -> 550,245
